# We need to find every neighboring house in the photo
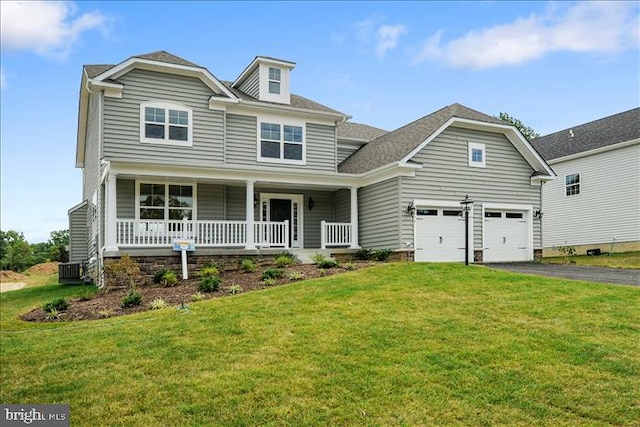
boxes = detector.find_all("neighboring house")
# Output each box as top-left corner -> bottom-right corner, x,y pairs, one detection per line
67,51 -> 555,285
531,108 -> 640,256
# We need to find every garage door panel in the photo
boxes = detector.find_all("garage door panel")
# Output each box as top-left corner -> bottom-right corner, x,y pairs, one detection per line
484,211 -> 529,262
414,208 -> 466,262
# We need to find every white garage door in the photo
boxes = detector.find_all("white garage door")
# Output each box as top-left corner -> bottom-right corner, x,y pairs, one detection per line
483,211 -> 529,262
415,208 -> 466,262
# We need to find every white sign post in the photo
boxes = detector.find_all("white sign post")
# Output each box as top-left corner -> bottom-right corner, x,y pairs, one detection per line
172,239 -> 195,280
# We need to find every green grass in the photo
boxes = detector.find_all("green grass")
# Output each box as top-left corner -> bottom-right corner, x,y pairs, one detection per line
1,263 -> 639,425
543,251 -> 640,269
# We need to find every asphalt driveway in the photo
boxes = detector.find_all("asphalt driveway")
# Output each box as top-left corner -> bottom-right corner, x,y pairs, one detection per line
487,262 -> 640,286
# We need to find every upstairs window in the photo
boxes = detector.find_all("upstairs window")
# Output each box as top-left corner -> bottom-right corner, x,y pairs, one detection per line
468,142 -> 486,168
259,121 -> 305,164
565,173 -> 580,196
268,67 -> 281,94
140,102 -> 192,146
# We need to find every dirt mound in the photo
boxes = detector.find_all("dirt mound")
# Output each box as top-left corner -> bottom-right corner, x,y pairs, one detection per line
26,262 -> 59,275
0,270 -> 27,282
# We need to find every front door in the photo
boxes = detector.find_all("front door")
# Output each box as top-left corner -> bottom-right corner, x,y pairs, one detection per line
261,194 -> 303,248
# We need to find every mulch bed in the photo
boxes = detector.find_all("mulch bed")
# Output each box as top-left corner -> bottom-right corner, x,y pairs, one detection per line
21,262 -> 376,322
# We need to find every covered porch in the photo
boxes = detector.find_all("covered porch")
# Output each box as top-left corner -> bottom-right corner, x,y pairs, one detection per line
103,171 -> 360,253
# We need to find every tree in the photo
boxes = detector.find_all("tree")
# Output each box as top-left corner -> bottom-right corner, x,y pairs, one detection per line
497,112 -> 540,141
0,230 -> 33,272
48,229 -> 69,263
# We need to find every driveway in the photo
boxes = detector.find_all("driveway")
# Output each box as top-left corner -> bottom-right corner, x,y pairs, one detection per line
487,262 -> 640,286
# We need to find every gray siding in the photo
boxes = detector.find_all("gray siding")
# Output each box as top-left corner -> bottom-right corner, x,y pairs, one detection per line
306,123 -> 336,172
225,186 -> 246,220
238,68 -> 260,99
69,203 -> 88,263
116,179 -> 135,218
338,146 -> 358,164
197,183 -> 225,220
334,189 -> 351,223
301,190 -> 334,248
399,126 -> 541,249
83,92 -> 102,261
226,114 -> 257,165
103,69 -> 224,166
359,178 -> 402,249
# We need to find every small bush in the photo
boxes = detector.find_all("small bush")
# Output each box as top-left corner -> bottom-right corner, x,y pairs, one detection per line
43,297 -> 69,313
77,286 -> 93,301
355,248 -> 373,260
104,254 -> 142,291
203,261 -> 220,270
153,268 -> 170,284
198,276 -> 220,293
191,292 -> 205,302
317,259 -> 338,269
97,308 -> 112,319
160,270 -> 178,287
226,284 -> 243,294
557,245 -> 577,263
121,291 -> 143,308
373,249 -> 395,261
239,258 -> 257,273
262,268 -> 284,280
343,262 -> 356,271
263,278 -> 277,287
275,255 -> 296,268
311,253 -> 327,265
199,266 -> 220,278
149,298 -> 169,310
46,308 -> 63,321
288,271 -> 306,281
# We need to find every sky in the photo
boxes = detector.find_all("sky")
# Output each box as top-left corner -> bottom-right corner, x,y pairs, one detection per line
1,1 -> 638,243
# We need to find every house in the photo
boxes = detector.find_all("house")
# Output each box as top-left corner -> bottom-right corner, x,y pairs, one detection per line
531,108 -> 640,256
66,51 -> 555,285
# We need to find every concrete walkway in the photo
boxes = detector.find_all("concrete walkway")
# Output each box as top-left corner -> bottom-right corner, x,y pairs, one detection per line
487,263 -> 640,286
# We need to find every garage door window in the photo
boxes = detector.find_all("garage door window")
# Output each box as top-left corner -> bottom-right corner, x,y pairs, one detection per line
443,210 -> 462,216
485,212 -> 501,218
505,212 -> 523,219
417,209 -> 437,216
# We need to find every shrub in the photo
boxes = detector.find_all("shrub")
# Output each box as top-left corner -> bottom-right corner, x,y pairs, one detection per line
317,259 -> 338,269
191,292 -> 205,302
160,270 -> 178,287
278,251 -> 298,262
43,297 -> 69,313
104,254 -> 142,290
121,291 -> 142,308
263,278 -> 277,287
198,276 -> 220,293
97,308 -> 112,319
557,245 -> 577,263
239,258 -> 257,273
288,271 -> 306,281
77,286 -> 93,301
199,266 -> 220,278
46,308 -> 62,321
343,262 -> 356,271
153,268 -> 170,284
275,255 -> 296,268
226,284 -> 243,294
311,253 -> 327,265
203,261 -> 220,270
373,249 -> 395,261
355,248 -> 373,260
149,298 -> 169,310
262,268 -> 284,280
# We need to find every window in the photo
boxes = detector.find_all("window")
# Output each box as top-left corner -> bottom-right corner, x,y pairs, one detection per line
565,174 -> 580,196
505,212 -> 524,219
468,142 -> 486,168
268,67 -> 281,94
443,210 -> 462,216
416,209 -> 438,216
485,212 -> 501,218
140,102 -> 192,145
139,183 -> 194,220
259,121 -> 304,164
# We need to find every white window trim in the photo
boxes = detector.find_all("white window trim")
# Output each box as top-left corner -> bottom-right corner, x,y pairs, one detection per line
134,180 -> 197,220
468,142 -> 486,168
256,115 -> 306,165
564,173 -> 580,197
268,67 -> 281,95
140,101 -> 193,146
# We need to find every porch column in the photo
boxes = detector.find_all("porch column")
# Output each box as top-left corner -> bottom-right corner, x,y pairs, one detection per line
104,173 -> 119,252
245,180 -> 256,249
350,186 -> 360,249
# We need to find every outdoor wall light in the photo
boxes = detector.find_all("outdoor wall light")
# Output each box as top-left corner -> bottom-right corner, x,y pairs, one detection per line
459,194 -> 474,266
307,197 -> 315,210
406,202 -> 415,216
254,195 -> 258,208
534,209 -> 544,219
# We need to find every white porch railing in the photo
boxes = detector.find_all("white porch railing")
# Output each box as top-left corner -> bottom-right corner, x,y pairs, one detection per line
116,220 -> 289,248
321,221 -> 353,249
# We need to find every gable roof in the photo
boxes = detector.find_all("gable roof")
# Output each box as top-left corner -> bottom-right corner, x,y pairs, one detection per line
338,122 -> 388,142
530,108 -> 640,161
338,103 -> 505,173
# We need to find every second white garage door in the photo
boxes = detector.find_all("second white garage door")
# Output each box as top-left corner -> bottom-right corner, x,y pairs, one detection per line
414,207 -> 467,262
483,210 -> 530,262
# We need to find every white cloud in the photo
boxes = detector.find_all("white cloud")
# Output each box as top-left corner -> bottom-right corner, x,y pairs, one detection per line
0,1 -> 108,59
413,1 -> 639,69
376,24 -> 408,58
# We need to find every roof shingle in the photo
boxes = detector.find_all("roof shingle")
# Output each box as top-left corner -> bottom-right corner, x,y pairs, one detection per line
530,108 -> 640,161
338,122 -> 388,142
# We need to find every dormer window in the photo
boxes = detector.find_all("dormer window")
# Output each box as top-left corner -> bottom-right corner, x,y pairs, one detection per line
268,67 -> 281,94
140,101 -> 192,146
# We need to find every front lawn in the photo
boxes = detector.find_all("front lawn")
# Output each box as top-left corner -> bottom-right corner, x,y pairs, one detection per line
1,263 -> 638,425
543,251 -> 640,269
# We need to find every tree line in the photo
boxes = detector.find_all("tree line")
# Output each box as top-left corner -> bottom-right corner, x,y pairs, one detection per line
0,230 -> 69,272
